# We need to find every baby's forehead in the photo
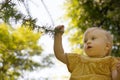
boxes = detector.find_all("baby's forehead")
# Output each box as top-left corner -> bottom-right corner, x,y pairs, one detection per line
84,28 -> 106,36
83,28 -> 108,40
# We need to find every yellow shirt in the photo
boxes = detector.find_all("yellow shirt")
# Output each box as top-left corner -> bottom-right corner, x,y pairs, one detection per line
66,54 -> 118,80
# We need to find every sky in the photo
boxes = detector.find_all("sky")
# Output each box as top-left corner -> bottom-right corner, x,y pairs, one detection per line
17,0 -> 71,80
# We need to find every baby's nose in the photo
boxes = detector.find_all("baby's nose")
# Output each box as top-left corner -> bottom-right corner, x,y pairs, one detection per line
86,40 -> 91,44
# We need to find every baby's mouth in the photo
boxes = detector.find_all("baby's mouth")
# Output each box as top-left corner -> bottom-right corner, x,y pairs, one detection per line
87,46 -> 92,49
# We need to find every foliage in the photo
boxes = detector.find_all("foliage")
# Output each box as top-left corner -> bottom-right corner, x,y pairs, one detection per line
0,0 -> 39,30
0,23 -> 43,79
0,0 -> 55,79
64,0 -> 120,56
0,0 -> 56,35
0,0 -> 24,24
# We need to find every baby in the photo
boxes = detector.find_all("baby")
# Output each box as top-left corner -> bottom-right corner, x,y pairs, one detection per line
54,25 -> 120,80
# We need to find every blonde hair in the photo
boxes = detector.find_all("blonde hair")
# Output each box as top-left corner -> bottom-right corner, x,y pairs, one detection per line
84,27 -> 113,55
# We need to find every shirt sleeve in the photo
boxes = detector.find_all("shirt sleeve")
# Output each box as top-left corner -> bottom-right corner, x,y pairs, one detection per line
66,53 -> 81,73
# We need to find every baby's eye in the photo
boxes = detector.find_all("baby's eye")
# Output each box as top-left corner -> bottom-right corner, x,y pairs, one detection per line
91,37 -> 96,40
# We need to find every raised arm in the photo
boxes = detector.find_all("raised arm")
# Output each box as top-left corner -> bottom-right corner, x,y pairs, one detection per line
54,25 -> 67,64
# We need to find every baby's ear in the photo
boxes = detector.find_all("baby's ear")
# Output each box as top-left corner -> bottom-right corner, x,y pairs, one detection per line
106,42 -> 112,53
106,42 -> 111,49
105,42 -> 111,55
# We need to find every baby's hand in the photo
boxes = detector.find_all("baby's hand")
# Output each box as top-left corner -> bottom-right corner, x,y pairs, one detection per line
54,25 -> 64,35
116,61 -> 120,73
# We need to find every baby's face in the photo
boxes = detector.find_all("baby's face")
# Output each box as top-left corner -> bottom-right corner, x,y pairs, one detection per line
83,30 -> 109,58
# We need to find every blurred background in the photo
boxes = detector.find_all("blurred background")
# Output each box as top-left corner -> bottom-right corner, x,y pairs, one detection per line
0,0 -> 120,80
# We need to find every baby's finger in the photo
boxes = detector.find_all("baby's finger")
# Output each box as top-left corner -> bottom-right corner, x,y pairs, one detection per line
54,25 -> 64,33
55,25 -> 64,31
116,61 -> 120,73
117,67 -> 120,73
117,61 -> 120,65
117,62 -> 120,67
55,25 -> 64,30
